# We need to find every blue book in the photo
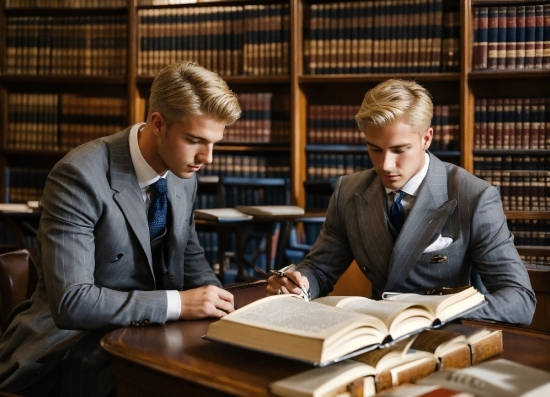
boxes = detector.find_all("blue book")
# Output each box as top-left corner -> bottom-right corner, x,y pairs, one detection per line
487,7 -> 499,69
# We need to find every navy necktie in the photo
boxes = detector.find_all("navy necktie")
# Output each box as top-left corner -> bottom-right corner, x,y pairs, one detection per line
148,178 -> 168,240
390,190 -> 406,233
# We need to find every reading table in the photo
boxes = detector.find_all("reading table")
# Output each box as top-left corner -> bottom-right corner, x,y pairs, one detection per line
101,285 -> 550,397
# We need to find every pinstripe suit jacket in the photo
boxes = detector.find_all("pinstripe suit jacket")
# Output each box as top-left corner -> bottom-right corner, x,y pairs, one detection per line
296,152 -> 536,325
0,127 -> 220,395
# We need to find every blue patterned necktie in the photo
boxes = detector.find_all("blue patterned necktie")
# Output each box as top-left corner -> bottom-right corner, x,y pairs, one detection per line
390,190 -> 406,233
148,178 -> 168,240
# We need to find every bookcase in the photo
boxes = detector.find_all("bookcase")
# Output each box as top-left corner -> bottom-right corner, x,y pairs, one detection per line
0,1 -> 548,273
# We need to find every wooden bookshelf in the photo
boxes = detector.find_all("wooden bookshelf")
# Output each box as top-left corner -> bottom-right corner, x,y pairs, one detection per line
0,0 -> 548,257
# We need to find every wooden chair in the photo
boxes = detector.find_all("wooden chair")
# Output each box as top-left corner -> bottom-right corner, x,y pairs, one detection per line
0,249 -> 38,332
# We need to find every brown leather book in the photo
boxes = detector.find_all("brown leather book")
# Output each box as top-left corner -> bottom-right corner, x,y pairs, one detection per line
410,329 -> 471,370
441,323 -> 504,365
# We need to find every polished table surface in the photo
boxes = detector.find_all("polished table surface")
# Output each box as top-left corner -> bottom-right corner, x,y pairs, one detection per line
101,305 -> 550,396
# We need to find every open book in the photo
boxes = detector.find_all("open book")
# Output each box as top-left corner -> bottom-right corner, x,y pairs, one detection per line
235,205 -> 305,216
204,287 -> 485,366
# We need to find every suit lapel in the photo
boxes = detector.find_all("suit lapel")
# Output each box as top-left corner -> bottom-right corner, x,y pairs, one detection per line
355,180 -> 394,280
166,172 -> 187,267
385,154 -> 457,292
108,129 -> 153,267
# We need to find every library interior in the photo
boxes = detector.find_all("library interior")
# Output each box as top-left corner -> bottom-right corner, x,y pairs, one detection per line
0,0 -> 549,396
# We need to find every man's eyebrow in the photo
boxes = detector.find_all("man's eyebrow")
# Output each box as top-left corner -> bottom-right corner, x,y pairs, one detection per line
185,132 -> 220,144
365,141 -> 410,149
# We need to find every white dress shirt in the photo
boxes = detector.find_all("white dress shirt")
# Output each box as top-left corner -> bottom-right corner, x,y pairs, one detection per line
129,123 -> 181,321
385,152 -> 430,218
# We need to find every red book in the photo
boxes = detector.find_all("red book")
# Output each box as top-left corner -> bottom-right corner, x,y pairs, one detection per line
502,98 -> 513,149
486,98 -> 496,149
494,98 -> 504,149
530,98 -> 541,149
521,97 -> 531,149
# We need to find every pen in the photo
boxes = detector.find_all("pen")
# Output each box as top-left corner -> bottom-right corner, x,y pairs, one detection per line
270,264 -> 311,301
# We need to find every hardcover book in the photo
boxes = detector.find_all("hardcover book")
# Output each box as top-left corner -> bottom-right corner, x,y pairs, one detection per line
204,287 -> 486,366
269,340 -> 439,397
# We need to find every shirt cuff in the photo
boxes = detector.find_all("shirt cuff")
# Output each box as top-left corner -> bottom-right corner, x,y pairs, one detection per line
166,290 -> 181,321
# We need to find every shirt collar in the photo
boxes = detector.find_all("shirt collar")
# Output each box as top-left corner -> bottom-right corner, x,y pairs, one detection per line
129,123 -> 166,188
384,152 -> 430,196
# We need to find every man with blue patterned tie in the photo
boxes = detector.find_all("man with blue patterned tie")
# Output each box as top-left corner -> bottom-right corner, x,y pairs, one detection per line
0,61 -> 241,397
267,79 -> 535,327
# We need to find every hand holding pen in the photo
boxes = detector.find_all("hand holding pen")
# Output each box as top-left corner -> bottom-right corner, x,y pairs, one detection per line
268,264 -> 310,301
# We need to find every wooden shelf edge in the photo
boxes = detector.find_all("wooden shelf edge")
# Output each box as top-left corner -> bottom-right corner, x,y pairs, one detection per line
505,211 -> 550,220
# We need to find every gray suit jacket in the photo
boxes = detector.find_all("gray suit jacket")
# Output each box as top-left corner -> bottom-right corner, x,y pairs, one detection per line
296,153 -> 536,325
0,127 -> 220,396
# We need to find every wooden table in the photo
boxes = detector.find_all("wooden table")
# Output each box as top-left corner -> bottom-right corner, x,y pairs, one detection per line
101,285 -> 550,397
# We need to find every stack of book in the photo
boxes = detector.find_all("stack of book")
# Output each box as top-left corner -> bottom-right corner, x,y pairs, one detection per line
474,97 -> 549,150
224,93 -> 290,143
198,153 -> 290,179
304,0 -> 460,74
473,5 -> 550,71
5,15 -> 127,76
6,92 -> 127,152
137,4 -> 289,77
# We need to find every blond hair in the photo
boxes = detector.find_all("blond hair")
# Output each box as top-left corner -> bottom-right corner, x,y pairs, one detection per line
147,61 -> 241,128
355,79 -> 433,135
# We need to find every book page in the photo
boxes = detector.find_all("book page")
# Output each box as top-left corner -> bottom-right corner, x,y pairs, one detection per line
315,296 -> 434,339
384,287 -> 485,322
223,295 -> 387,338
411,329 -> 468,356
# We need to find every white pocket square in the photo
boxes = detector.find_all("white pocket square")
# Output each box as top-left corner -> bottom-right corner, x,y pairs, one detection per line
423,235 -> 453,253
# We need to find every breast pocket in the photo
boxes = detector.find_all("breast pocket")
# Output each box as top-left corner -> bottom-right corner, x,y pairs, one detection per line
415,240 -> 468,288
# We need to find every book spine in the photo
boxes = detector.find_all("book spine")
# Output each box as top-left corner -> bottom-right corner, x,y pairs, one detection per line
525,5 -> 536,69
505,6 -> 517,69
487,7 -> 499,70
473,7 -> 488,70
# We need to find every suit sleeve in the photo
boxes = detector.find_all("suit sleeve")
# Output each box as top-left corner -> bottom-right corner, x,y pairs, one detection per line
181,175 -> 222,289
467,185 -> 536,325
39,159 -> 169,330
295,177 -> 355,298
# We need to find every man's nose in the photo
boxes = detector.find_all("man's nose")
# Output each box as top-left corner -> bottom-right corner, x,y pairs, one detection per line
197,144 -> 213,165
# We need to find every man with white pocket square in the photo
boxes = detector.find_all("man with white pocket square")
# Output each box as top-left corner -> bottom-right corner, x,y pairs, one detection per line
267,79 -> 535,325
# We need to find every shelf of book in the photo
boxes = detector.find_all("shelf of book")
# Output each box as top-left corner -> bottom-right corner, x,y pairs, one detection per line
1,0 -> 549,272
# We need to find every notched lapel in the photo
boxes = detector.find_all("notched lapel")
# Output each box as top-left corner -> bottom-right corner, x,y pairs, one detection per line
355,183 -> 393,278
166,173 -> 187,266
386,154 -> 457,292
108,131 -> 152,267
386,199 -> 457,292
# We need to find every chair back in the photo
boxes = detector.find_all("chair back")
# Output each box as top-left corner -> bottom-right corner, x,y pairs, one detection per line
0,249 -> 38,331
217,176 -> 289,207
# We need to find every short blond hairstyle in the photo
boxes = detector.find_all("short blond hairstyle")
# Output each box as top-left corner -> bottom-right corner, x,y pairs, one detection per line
355,79 -> 433,135
147,61 -> 241,128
